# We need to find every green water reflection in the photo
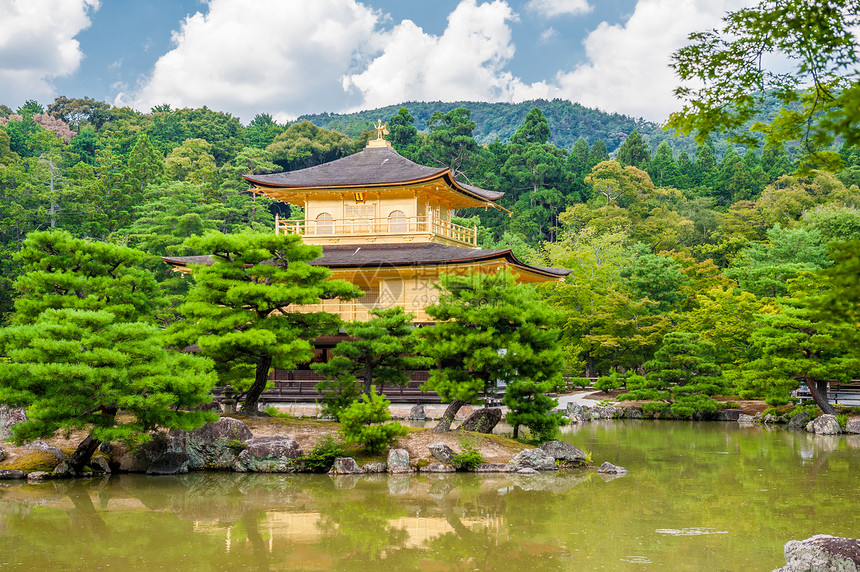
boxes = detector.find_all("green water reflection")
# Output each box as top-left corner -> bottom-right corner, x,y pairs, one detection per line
1,421 -> 857,571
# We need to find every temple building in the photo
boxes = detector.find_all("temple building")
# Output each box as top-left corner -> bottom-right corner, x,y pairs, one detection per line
162,125 -> 569,400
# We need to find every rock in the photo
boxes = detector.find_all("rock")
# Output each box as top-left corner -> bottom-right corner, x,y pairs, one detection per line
169,417 -> 252,470
568,413 -> 587,424
788,412 -> 811,430
119,434 -> 171,473
623,406 -> 643,419
25,441 -> 68,462
843,418 -> 860,434
509,448 -> 557,471
387,448 -> 413,473
428,442 -> 456,464
0,405 -> 27,440
316,414 -> 336,421
566,403 -> 583,416
459,407 -> 502,433
421,462 -> 456,473
147,452 -> 190,475
408,404 -> 426,420
774,534 -> 860,572
517,467 -> 539,475
718,408 -> 744,421
763,414 -> 779,424
27,471 -> 51,482
472,463 -> 514,473
597,461 -> 628,475
599,406 -> 620,419
0,446 -> 5,462
0,470 -> 28,479
539,440 -> 587,466
90,455 -> 111,473
330,457 -> 363,475
807,414 -> 842,435
754,412 -> 763,422
236,436 -> 304,473
738,414 -> 757,424
363,462 -> 387,473
52,461 -> 73,477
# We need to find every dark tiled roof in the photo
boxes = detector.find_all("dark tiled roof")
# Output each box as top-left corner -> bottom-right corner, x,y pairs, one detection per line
244,146 -> 503,202
162,243 -> 570,278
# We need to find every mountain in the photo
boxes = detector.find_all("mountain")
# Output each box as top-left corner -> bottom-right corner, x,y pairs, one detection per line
297,99 -> 703,155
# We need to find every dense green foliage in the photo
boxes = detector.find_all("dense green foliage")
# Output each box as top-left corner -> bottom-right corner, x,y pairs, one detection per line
0,230 -> 217,471
339,389 -> 408,454
3,91 -> 860,420
312,307 -> 430,419
293,435 -> 349,473
165,230 -> 361,414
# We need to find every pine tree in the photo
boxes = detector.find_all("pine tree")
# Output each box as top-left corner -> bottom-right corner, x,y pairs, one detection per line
166,230 -> 361,414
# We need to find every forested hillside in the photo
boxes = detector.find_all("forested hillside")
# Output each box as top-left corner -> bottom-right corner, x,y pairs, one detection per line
300,99 -> 688,153
1,96 -> 858,413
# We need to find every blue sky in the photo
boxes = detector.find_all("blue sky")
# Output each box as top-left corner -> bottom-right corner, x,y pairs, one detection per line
1,0 -> 751,124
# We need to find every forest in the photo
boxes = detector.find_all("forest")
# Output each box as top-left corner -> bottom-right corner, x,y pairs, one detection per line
1,95 -> 859,420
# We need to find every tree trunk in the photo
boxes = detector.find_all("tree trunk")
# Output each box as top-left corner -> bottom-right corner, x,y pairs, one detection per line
68,433 -> 102,475
808,379 -> 836,415
364,358 -> 373,397
512,424 -> 520,439
433,400 -> 466,433
243,354 -> 273,416
585,355 -> 596,379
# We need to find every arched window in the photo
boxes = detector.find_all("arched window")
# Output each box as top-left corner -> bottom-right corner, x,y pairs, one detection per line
388,209 -> 407,233
316,212 -> 334,235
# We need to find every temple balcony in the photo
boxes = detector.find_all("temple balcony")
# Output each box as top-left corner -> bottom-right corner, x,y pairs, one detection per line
275,213 -> 478,248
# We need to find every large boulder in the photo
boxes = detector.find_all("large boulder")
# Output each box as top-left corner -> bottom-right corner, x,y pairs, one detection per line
428,442 -> 456,465
718,408 -> 744,421
807,415 -> 842,435
0,405 -> 27,440
0,470 -> 28,480
387,448 -> 413,474
118,434 -> 171,473
788,412 -> 810,430
235,436 -> 304,473
169,417 -> 252,470
539,440 -> 587,466
566,403 -> 584,416
25,441 -> 68,463
843,418 -> 860,435
509,448 -> 557,471
147,452 -> 190,475
738,414 -> 757,424
363,462 -> 387,473
0,446 -> 5,463
408,404 -> 426,421
774,535 -> 860,572
459,408 -> 502,433
330,457 -> 363,475
623,406 -> 643,419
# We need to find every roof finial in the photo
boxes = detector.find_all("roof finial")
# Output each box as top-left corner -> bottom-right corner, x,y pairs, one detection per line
367,119 -> 392,148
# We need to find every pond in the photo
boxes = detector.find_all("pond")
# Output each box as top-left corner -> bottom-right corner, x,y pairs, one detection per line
0,421 -> 857,571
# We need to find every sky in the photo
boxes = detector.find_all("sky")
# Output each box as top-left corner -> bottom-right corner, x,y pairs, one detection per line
0,0 -> 754,125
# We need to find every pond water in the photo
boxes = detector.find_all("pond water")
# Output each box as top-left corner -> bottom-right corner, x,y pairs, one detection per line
1,421 -> 858,571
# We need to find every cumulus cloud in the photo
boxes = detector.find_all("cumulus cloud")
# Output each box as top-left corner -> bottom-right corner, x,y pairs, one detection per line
344,0 -> 524,110
120,0 -> 380,121
0,0 -> 100,107
526,0 -> 592,18
541,0 -> 752,121
120,0 -> 757,124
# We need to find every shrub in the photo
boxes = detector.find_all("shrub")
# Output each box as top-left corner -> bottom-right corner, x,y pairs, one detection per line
569,377 -> 592,389
294,435 -> 349,473
670,394 -> 721,419
263,406 -> 291,419
642,402 -> 669,416
339,388 -> 407,454
594,372 -> 623,393
450,438 -> 484,470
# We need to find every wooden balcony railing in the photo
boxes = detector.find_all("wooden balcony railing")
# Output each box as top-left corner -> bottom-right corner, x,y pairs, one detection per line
275,214 -> 477,247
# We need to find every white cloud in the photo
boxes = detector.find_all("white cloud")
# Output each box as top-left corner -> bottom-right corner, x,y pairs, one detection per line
526,0 -> 592,18
344,0 -> 522,110
539,27 -> 558,43
0,0 -> 99,107
119,0 -> 380,120
540,0 -> 753,121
